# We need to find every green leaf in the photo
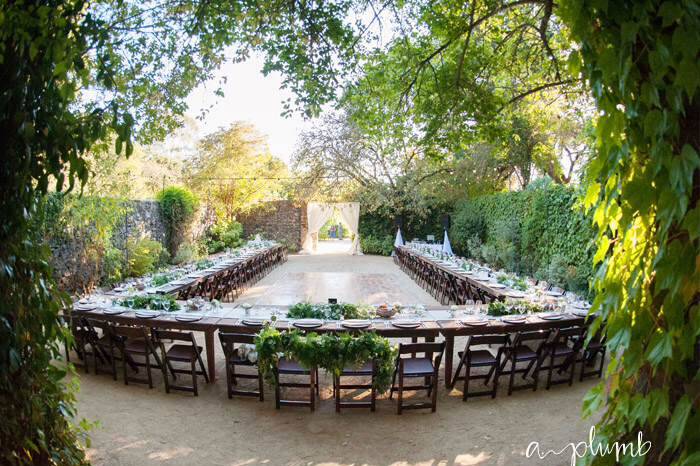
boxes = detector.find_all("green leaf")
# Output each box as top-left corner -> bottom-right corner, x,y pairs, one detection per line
646,332 -> 673,367
676,58 -> 700,99
664,395 -> 692,452
682,206 -> 700,240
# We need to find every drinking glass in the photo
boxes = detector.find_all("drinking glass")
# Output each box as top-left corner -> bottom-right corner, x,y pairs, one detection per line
162,299 -> 170,312
126,297 -> 134,309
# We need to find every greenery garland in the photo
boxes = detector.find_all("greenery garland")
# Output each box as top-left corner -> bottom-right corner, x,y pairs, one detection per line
255,326 -> 397,393
118,294 -> 180,311
286,302 -> 372,320
487,301 -> 544,317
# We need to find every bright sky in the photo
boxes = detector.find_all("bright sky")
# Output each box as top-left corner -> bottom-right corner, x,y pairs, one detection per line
183,52 -> 314,164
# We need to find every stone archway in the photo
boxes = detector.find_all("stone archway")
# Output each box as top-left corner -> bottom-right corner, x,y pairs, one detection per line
301,202 -> 362,255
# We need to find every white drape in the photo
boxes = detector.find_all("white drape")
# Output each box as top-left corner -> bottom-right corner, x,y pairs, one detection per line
302,203 -> 335,254
336,202 -> 362,255
442,229 -> 453,255
394,228 -> 404,247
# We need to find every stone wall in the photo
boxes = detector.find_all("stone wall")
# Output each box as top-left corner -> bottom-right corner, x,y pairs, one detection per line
113,200 -> 166,248
49,199 -> 216,291
238,200 -> 306,251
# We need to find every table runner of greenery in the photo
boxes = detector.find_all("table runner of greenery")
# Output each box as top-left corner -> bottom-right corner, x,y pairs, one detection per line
255,325 -> 396,392
117,294 -> 180,311
286,302 -> 373,320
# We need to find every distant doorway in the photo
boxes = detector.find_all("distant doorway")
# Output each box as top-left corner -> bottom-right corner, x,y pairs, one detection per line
301,202 -> 362,255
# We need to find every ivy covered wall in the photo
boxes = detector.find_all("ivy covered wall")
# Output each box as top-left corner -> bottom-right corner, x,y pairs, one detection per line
450,182 -> 595,294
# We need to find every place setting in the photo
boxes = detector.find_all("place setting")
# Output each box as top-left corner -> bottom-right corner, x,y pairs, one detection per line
292,318 -> 324,329
341,319 -> 372,329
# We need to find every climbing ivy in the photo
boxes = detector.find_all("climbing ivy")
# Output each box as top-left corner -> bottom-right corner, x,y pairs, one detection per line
559,1 -> 700,464
450,182 -> 595,294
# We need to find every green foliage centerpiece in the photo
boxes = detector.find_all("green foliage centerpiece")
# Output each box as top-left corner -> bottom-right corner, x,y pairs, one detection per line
255,325 -> 396,392
119,294 -> 180,311
287,302 -> 372,320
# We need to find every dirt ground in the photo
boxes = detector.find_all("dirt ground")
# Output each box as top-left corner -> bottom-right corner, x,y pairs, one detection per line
75,334 -> 599,466
75,253 -> 599,466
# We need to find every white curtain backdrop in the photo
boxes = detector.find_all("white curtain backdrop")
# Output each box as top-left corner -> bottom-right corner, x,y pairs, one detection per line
301,203 -> 335,254
336,202 -> 362,255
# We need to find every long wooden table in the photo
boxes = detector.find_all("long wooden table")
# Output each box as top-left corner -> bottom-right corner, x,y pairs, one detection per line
396,245 -> 516,302
156,245 -> 285,296
71,304 -> 586,388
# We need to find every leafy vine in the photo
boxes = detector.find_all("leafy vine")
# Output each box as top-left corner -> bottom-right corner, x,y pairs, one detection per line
255,326 -> 397,393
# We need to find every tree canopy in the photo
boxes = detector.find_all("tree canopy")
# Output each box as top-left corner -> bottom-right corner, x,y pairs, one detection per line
187,122 -> 289,220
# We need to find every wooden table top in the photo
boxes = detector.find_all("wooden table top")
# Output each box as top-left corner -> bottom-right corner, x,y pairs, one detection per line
72,304 -> 586,340
437,313 -> 586,335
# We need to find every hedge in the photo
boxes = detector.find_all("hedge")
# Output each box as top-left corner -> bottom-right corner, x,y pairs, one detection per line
450,182 -> 595,294
360,234 -> 394,256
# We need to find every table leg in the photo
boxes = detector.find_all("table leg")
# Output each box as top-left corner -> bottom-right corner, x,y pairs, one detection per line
444,334 -> 454,388
205,329 -> 216,383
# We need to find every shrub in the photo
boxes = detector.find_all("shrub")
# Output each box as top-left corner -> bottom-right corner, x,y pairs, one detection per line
204,219 -> 243,253
172,241 -> 205,265
102,245 -> 126,285
360,234 -> 394,256
126,237 -> 169,277
156,186 -> 198,256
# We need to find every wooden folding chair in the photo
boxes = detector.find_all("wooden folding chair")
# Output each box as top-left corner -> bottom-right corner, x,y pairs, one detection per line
111,325 -> 166,389
579,330 -> 607,381
154,330 -> 209,396
333,361 -> 377,412
218,332 -> 264,400
389,342 -> 446,414
499,330 -> 551,395
274,358 -> 319,411
452,334 -> 508,401
537,326 -> 585,389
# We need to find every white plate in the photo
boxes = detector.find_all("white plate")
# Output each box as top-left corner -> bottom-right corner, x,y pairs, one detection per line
135,311 -> 160,319
241,318 -> 265,326
293,318 -> 323,329
461,318 -> 488,326
341,320 -> 371,329
391,320 -> 421,329
103,308 -> 125,315
506,291 -> 526,298
539,313 -> 563,320
175,315 -> 202,322
74,305 -> 97,311
489,283 -> 506,289
502,316 -> 527,324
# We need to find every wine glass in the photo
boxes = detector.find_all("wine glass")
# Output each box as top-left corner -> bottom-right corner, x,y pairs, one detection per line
162,299 -> 170,313
126,297 -> 134,309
